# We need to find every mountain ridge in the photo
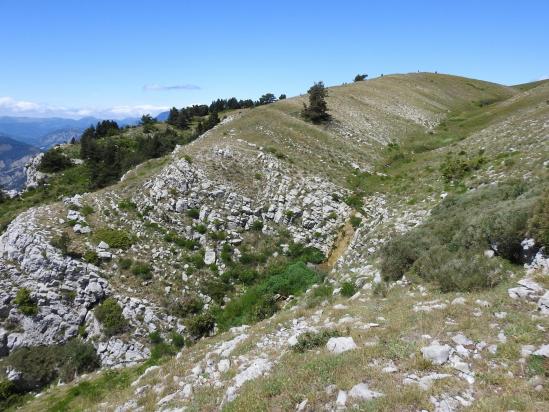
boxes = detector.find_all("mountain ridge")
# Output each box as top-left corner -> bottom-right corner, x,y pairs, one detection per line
0,73 -> 547,411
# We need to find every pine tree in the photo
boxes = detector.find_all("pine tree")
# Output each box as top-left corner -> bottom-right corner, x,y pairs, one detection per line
176,111 -> 189,129
207,112 -> 220,129
259,93 -> 276,105
301,81 -> 331,124
167,107 -> 179,125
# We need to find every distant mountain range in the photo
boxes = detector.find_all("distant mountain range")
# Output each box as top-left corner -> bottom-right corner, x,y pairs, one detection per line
0,116 -> 139,190
0,116 -> 139,149
155,111 -> 169,122
0,134 -> 40,190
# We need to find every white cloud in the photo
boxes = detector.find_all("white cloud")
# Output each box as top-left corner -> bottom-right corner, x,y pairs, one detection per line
0,96 -> 168,119
538,75 -> 549,81
143,84 -> 201,91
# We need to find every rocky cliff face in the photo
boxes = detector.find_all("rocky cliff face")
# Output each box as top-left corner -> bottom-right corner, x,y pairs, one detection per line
23,152 -> 47,190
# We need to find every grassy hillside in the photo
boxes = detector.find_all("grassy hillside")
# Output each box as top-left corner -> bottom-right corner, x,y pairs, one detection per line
3,73 -> 548,411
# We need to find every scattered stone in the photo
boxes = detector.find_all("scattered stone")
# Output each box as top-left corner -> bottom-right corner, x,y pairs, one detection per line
326,337 -> 357,354
348,382 -> 384,400
421,344 -> 451,365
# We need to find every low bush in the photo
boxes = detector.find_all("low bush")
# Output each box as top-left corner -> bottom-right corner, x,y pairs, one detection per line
292,330 -> 342,353
313,284 -> 334,299
169,295 -> 204,318
194,224 -> 207,234
118,257 -> 133,270
528,190 -> 549,248
215,262 -> 321,330
83,250 -> 99,265
190,251 -> 205,268
38,148 -> 72,173
187,208 -> 200,219
131,261 -> 152,280
150,342 -> 176,361
185,312 -> 215,339
220,243 -> 233,263
80,204 -> 95,216
350,215 -> 362,228
440,151 -> 486,182
251,220 -> 264,231
170,332 -> 185,349
51,232 -> 70,255
200,278 -> 232,304
13,288 -> 38,316
258,262 -> 320,298
210,230 -> 227,240
286,242 -> 325,264
118,199 -> 137,211
93,228 -> 134,249
340,281 -> 357,297
379,180 -> 538,292
148,331 -> 163,344
95,297 -> 128,337
1,339 -> 99,393
0,379 -> 16,403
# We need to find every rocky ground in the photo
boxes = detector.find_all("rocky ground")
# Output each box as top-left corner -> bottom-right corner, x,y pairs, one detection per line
1,73 -> 548,411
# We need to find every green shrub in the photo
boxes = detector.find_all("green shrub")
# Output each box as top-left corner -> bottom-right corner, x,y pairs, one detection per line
80,204 -> 95,216
131,261 -> 152,280
118,199 -> 137,211
150,342 -> 176,361
185,312 -> 215,339
412,248 -> 502,292
194,224 -> 207,234
251,220 -> 264,231
258,262 -> 320,298
38,148 -> 72,173
190,251 -> 205,268
14,288 -> 38,316
170,295 -> 204,318
118,257 -> 133,270
481,209 -> 528,263
210,230 -> 227,240
344,193 -> 364,209
340,281 -> 357,297
440,151 -> 486,182
184,154 -> 192,163
293,330 -> 342,353
220,243 -> 233,263
528,191 -> 549,248
95,297 -> 127,337
313,284 -> 334,298
170,332 -> 185,349
350,216 -> 362,228
148,331 -> 163,344
0,379 -> 16,402
380,231 -> 427,281
93,228 -> 134,249
287,242 -> 325,264
60,339 -> 101,381
83,250 -> 99,265
187,208 -> 200,219
1,339 -> 99,392
51,232 -> 70,255
380,179 -> 535,291
201,279 -> 232,304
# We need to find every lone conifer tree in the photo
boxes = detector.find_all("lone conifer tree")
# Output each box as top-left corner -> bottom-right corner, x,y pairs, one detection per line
301,81 -> 330,124
167,107 -> 179,125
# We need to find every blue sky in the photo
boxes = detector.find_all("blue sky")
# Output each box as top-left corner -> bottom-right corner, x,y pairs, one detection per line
0,0 -> 547,118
